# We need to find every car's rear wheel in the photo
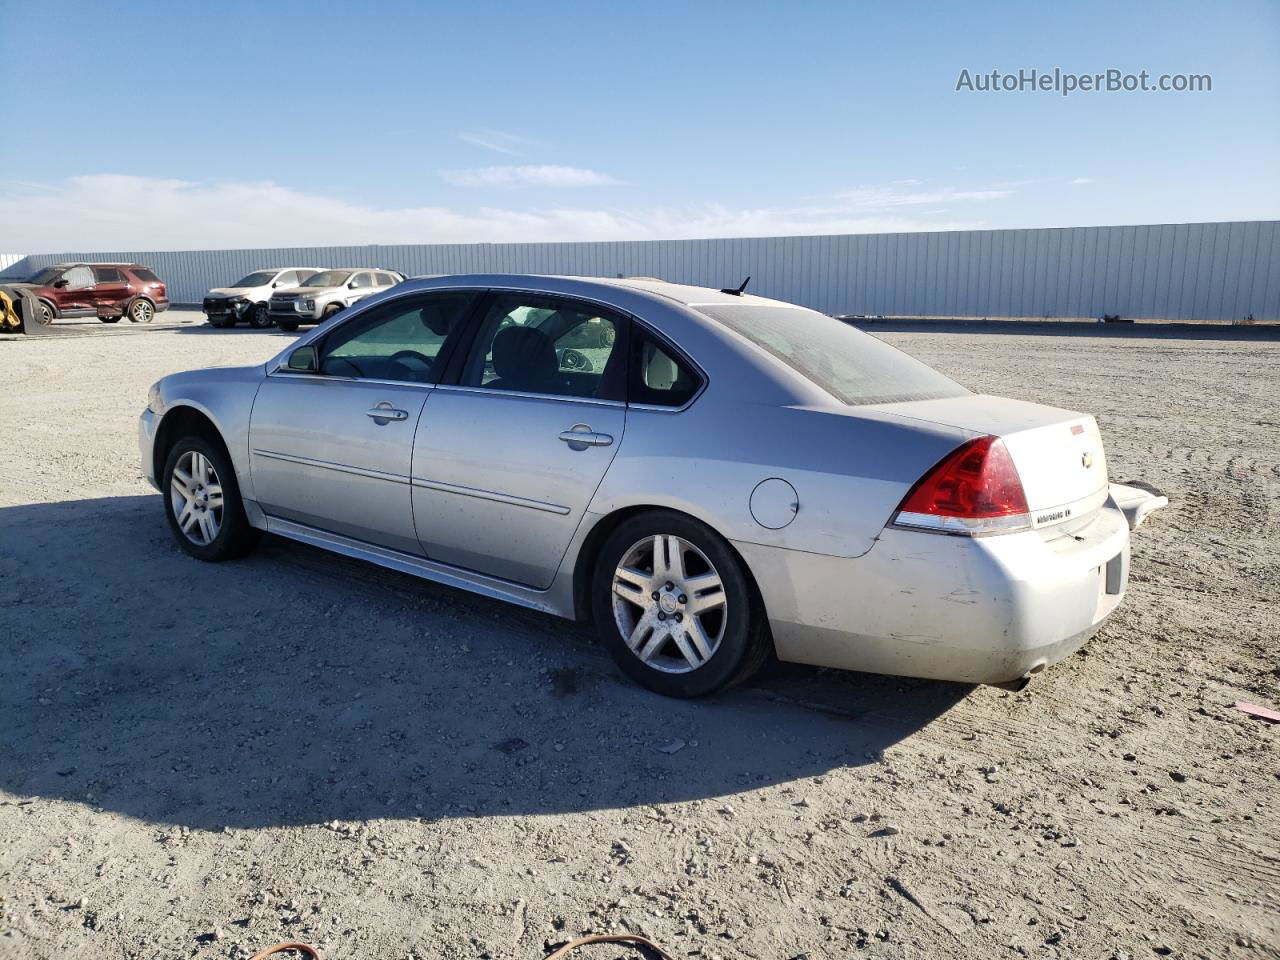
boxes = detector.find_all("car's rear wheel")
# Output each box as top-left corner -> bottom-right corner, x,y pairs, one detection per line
591,511 -> 770,697
162,436 -> 259,562
248,302 -> 273,328
128,298 -> 155,323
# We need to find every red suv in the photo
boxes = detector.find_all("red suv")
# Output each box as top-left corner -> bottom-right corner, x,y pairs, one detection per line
17,263 -> 169,324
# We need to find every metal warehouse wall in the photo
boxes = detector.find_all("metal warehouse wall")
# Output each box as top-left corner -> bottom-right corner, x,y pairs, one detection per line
3,220 -> 1276,322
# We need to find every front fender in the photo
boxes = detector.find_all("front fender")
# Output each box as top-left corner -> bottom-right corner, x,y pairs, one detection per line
155,365 -> 266,499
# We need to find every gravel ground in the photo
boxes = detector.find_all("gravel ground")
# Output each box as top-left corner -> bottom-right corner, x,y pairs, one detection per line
1,315 -> 1277,960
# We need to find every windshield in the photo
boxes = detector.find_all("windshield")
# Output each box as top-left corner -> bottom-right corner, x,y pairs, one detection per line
301,270 -> 351,287
26,268 -> 64,285
698,304 -> 969,405
232,271 -> 277,287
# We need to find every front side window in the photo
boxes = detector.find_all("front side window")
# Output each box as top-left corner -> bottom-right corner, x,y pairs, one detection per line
698,304 -> 969,406
93,267 -> 125,284
458,294 -> 627,400
62,266 -> 94,289
316,292 -> 476,383
629,327 -> 702,407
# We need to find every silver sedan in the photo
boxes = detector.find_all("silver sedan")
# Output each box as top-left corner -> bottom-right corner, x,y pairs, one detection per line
140,275 -> 1165,696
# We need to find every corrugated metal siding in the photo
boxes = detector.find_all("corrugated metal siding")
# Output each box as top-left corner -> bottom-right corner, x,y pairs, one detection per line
4,221 -> 1276,321
0,254 -> 29,274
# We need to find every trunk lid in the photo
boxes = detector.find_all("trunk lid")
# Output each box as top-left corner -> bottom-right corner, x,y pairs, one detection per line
873,394 -> 1110,530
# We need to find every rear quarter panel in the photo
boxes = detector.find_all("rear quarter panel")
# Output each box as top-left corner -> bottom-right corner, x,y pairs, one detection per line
593,401 -> 970,558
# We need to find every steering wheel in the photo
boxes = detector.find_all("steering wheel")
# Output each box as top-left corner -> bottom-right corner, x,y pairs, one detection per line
559,348 -> 593,372
390,349 -> 433,376
323,355 -> 365,377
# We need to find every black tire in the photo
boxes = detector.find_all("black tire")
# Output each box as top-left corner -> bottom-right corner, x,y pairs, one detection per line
128,298 -> 155,323
590,510 -> 770,697
248,302 -> 274,328
207,316 -> 233,328
277,319 -> 299,332
161,435 -> 259,562
98,316 -> 121,324
36,301 -> 56,325
323,303 -> 342,321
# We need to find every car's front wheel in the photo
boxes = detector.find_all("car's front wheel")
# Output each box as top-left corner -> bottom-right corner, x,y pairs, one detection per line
277,319 -> 299,332
591,511 -> 770,697
248,302 -> 273,328
162,436 -> 259,561
36,301 -> 56,325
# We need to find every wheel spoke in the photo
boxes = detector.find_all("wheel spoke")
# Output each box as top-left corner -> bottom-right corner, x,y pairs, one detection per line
613,564 -> 651,599
172,466 -> 194,490
685,572 -> 725,614
206,491 -> 224,509
197,511 -> 214,543
638,626 -> 668,662
626,610 -> 657,653
179,504 -> 198,533
685,617 -> 715,661
670,628 -> 704,669
664,536 -> 685,580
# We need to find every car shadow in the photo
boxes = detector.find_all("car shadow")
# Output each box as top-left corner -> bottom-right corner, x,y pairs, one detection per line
0,496 -> 970,831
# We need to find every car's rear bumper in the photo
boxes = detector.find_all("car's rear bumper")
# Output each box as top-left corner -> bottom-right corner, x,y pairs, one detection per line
736,501 -> 1131,684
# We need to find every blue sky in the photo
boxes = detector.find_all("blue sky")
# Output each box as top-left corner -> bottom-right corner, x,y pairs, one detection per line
2,0 -> 1277,251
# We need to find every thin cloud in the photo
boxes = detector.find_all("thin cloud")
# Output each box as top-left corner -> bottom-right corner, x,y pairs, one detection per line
1070,177 -> 1096,185
836,184 -> 1015,208
440,165 -> 623,188
1,174 -> 990,252
457,129 -> 536,156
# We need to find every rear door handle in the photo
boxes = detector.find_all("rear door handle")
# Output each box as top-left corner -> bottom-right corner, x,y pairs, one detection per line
367,402 -> 409,423
559,426 -> 614,449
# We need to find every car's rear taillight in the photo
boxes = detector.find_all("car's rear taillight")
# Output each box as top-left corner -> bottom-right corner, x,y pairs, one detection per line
892,435 -> 1031,536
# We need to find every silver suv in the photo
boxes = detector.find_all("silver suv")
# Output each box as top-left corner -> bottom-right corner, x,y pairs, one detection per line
268,269 -> 405,330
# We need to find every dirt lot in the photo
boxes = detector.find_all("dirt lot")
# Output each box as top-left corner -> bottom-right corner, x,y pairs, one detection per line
2,315 -> 1277,960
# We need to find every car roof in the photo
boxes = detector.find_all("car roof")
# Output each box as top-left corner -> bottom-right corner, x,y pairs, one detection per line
397,273 -> 797,311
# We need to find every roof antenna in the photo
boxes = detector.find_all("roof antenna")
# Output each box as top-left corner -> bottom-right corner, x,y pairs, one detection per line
720,276 -> 750,296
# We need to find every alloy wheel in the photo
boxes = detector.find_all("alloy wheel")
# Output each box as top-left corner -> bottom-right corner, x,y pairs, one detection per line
131,300 -> 154,323
38,303 -> 54,325
611,534 -> 728,674
170,450 -> 224,546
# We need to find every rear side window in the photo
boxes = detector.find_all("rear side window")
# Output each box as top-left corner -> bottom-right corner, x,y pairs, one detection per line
629,327 -> 702,407
351,272 -> 375,289
698,304 -> 968,405
131,268 -> 160,283
376,272 -> 397,286
93,267 -> 124,283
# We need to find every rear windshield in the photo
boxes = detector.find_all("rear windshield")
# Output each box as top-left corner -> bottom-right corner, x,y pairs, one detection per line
698,304 -> 968,405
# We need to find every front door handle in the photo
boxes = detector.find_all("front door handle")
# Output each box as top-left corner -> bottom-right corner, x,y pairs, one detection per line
367,402 -> 409,424
559,424 -> 614,450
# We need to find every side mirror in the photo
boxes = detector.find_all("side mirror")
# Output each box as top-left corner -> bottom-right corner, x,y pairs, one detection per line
287,345 -> 319,372
347,281 -> 357,289
271,281 -> 279,288
53,279 -> 69,288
